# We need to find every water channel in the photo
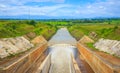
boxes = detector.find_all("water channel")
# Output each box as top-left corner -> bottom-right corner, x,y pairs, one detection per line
44,28 -> 94,73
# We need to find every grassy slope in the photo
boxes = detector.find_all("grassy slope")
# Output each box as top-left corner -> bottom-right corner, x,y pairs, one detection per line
68,24 -> 120,41
0,20 -> 57,40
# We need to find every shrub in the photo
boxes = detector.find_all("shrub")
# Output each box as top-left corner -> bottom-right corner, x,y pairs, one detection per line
29,20 -> 36,26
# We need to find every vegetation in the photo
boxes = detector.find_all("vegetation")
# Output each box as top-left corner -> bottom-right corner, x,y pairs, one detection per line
0,18 -> 120,41
68,24 -> 120,41
0,20 -> 57,40
86,43 -> 98,51
68,19 -> 120,41
1,18 -> 120,59
39,18 -> 120,41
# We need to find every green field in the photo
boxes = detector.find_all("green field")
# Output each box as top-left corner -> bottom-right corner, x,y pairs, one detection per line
67,19 -> 120,41
0,19 -> 120,41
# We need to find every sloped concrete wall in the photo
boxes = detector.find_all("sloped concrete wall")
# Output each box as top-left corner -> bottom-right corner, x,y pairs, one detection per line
0,36 -> 47,73
77,36 -> 120,73
71,54 -> 81,73
36,54 -> 51,73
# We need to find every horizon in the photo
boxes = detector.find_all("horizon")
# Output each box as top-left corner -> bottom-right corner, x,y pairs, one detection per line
0,0 -> 120,19
0,17 -> 120,20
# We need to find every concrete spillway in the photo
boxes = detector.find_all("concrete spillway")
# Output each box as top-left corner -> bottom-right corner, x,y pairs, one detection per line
48,28 -> 78,73
49,44 -> 76,73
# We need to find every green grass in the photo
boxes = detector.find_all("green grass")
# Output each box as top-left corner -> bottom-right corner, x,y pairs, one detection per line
0,20 -> 57,40
0,19 -> 120,41
68,24 -> 120,41
86,43 -> 98,51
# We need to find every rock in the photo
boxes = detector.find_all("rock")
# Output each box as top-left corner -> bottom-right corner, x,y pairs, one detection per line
0,48 -> 9,58
94,38 -> 120,57
26,32 -> 36,40
31,36 -> 46,45
79,35 -> 94,44
0,41 -> 9,58
0,36 -> 34,58
89,31 -> 97,39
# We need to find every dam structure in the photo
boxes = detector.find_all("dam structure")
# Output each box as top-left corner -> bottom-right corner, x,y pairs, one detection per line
48,28 -> 77,73
36,28 -> 81,73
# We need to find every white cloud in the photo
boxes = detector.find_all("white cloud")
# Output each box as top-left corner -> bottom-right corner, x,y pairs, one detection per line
0,0 -> 65,6
0,0 -> 120,18
34,0 -> 65,3
0,0 -> 23,5
0,4 -> 7,8
75,0 -> 120,17
0,4 -> 71,16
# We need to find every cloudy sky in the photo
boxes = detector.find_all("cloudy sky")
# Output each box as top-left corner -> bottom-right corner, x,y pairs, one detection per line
0,0 -> 120,19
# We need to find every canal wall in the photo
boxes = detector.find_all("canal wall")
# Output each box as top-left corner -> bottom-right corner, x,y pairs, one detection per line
0,36 -> 47,73
77,36 -> 120,73
36,53 -> 81,73
36,54 -> 51,73
71,54 -> 82,73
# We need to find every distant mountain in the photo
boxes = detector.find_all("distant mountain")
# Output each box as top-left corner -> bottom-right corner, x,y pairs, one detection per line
0,15 -> 54,19
0,15 -> 120,20
0,15 -> 87,19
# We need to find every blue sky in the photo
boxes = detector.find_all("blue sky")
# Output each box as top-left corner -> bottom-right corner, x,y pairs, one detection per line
0,0 -> 120,19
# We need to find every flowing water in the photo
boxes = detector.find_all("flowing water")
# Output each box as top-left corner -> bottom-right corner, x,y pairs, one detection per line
48,28 -> 78,73
48,28 -> 77,46
43,28 -> 94,73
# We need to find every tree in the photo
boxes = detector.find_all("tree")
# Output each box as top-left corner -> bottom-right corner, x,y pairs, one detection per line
29,20 -> 36,26
113,25 -> 118,31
